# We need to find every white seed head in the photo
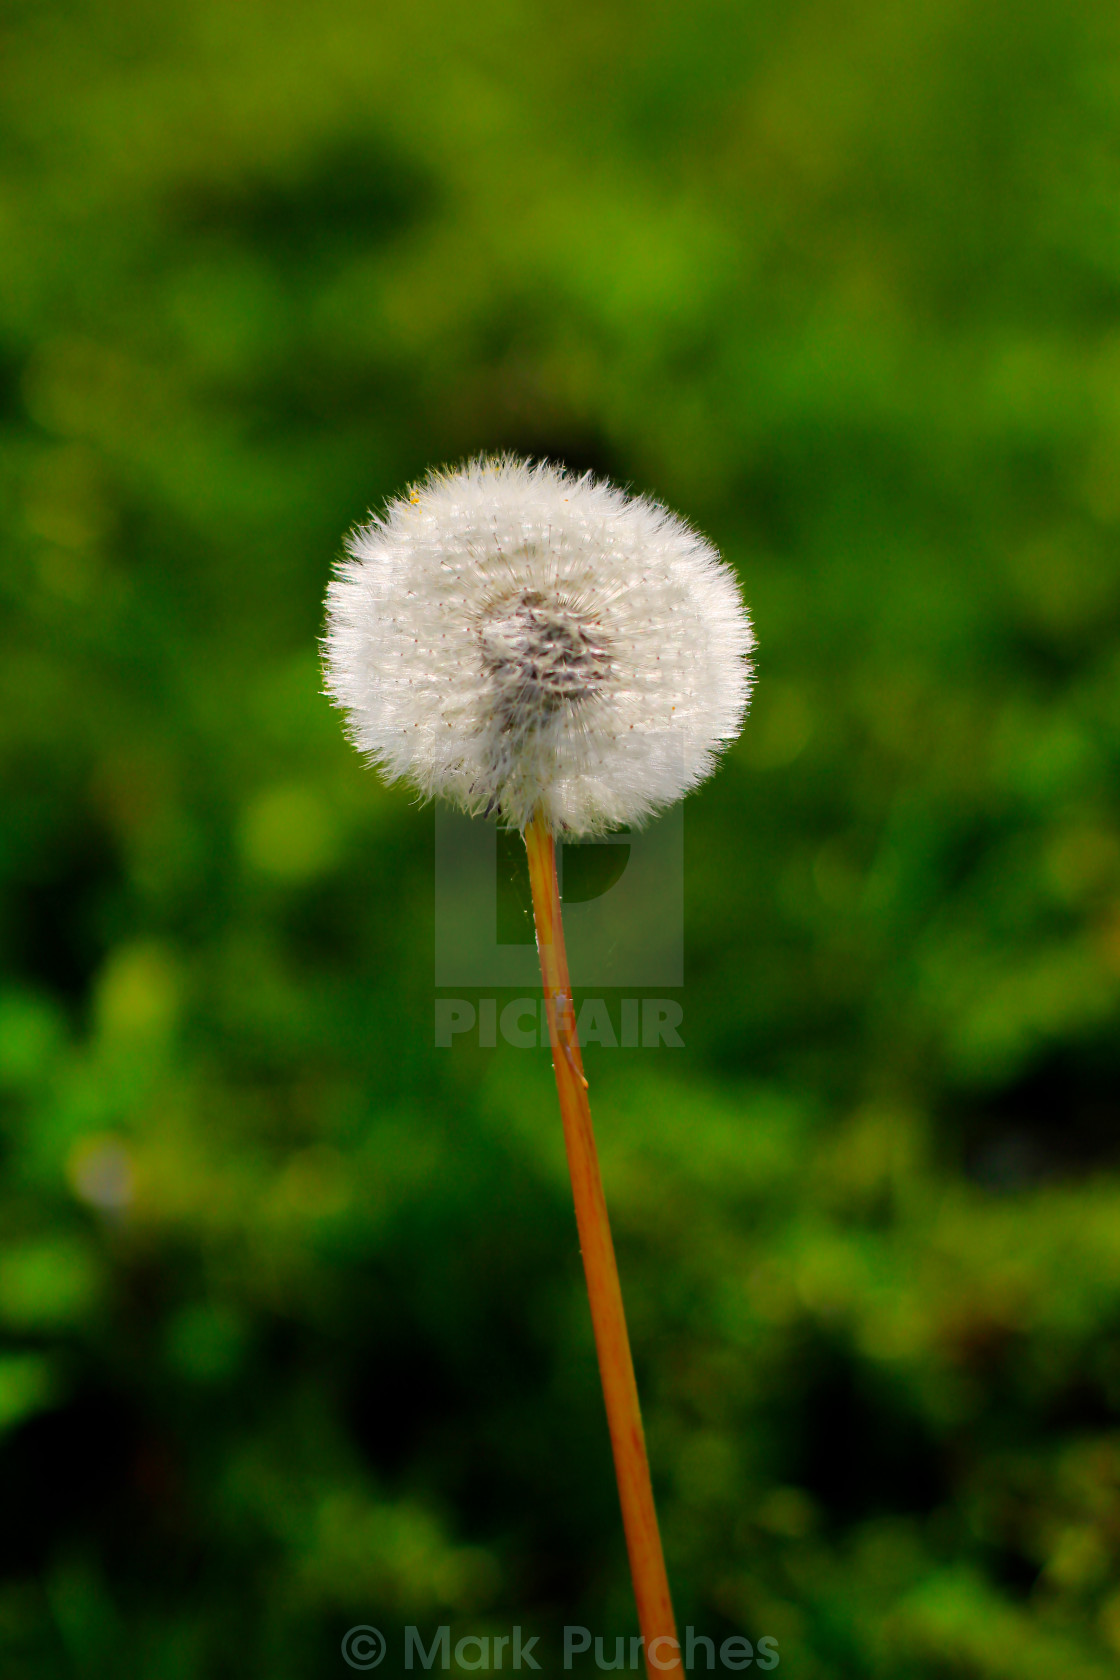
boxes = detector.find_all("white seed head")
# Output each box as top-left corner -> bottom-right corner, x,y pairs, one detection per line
323,456 -> 754,835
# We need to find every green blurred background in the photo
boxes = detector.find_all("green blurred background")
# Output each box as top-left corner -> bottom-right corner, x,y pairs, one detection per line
2,1 -> 1120,1675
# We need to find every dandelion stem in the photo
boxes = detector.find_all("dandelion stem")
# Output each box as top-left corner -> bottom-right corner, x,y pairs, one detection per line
523,808 -> 680,1678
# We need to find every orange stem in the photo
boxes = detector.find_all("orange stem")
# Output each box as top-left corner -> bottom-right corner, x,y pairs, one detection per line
523,809 -> 680,1679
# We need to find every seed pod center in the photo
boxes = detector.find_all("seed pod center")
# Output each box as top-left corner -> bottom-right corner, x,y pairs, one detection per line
479,588 -> 613,727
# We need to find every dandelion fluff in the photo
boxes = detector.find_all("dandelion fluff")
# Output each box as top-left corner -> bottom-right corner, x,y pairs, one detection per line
324,456 -> 754,835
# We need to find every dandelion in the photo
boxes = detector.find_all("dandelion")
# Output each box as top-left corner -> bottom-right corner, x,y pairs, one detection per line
324,456 -> 754,1676
325,456 -> 752,835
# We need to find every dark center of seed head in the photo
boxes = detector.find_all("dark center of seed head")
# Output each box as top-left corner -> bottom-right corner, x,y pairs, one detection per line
479,589 -> 613,720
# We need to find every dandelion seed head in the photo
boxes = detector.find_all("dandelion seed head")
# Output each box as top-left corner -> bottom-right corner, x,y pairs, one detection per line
323,456 -> 754,835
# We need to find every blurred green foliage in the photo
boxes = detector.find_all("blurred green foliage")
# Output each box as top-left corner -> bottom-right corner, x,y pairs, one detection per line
2,0 -> 1120,1675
